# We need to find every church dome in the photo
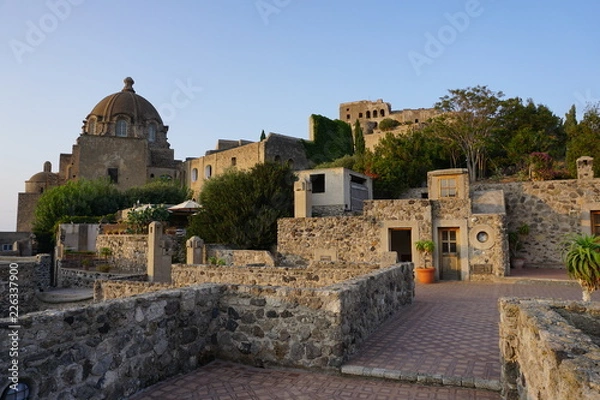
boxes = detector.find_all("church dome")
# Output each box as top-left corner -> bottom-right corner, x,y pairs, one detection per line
25,162 -> 59,193
83,77 -> 168,142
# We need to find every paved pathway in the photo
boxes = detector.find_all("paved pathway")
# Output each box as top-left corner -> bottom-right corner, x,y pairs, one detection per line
129,271 -> 596,400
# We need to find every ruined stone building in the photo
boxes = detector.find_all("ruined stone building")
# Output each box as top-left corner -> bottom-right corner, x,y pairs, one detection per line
338,99 -> 439,150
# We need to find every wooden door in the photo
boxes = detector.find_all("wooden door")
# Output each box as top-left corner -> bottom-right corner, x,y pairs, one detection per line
439,228 -> 460,280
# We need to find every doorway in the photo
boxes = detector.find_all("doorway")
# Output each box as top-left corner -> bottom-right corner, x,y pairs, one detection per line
439,228 -> 460,280
390,229 -> 412,262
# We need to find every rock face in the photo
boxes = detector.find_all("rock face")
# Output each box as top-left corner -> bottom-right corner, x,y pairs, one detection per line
1,263 -> 414,399
499,298 -> 600,400
0,255 -> 51,317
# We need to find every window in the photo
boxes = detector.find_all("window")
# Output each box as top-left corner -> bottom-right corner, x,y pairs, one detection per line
380,109 -> 385,117
148,123 -> 156,142
440,178 -> 457,198
441,229 -> 458,253
205,165 -> 212,179
231,157 -> 237,166
2,244 -> 12,251
592,211 -> 600,235
88,118 -> 96,135
310,174 -> 325,193
415,118 -> 419,124
358,113 -> 363,118
2,382 -> 31,400
346,114 -> 351,120
191,168 -> 198,182
373,110 -> 378,118
286,159 -> 294,169
366,111 -> 371,118
116,119 -> 127,137
274,155 -> 281,164
107,168 -> 118,184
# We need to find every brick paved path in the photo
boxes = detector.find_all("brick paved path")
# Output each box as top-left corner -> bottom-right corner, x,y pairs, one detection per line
342,279 -> 597,391
129,359 -> 500,399
129,276 -> 596,399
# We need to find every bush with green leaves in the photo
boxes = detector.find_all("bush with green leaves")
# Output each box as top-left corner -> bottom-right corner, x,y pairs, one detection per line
188,162 -> 295,250
563,233 -> 600,302
378,118 -> 401,132
126,205 -> 171,234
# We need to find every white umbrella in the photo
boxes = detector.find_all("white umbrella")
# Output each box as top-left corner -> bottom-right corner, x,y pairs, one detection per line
168,200 -> 201,212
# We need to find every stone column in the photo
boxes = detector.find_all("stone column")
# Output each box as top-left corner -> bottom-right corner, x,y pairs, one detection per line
577,156 -> 594,180
147,222 -> 171,283
294,178 -> 312,218
186,236 -> 204,265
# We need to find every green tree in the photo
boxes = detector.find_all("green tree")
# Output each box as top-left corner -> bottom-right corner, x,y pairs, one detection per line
126,205 -> 170,234
353,120 -> 366,157
433,85 -> 504,182
368,129 -> 447,198
563,233 -> 600,302
123,178 -> 191,207
187,162 -> 295,250
260,130 -> 266,141
490,97 -> 565,175
378,118 -> 401,132
566,105 -> 600,177
33,179 -> 123,252
303,114 -> 353,165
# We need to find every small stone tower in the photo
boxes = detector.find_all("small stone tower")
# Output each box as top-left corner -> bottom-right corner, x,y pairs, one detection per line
577,156 -> 594,180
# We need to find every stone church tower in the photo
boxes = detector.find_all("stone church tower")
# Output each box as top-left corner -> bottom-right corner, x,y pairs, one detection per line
17,78 -> 181,232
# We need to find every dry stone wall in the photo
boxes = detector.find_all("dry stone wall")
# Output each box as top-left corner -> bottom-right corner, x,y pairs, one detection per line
0,255 -> 50,317
0,284 -> 221,400
95,234 -> 147,273
94,263 -> 414,371
499,298 -> 600,400
473,179 -> 600,267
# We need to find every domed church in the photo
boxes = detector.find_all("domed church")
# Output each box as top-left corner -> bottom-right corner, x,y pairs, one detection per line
17,78 -> 182,231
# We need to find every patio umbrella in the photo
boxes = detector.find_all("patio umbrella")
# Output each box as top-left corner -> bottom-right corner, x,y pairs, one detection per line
168,200 -> 202,213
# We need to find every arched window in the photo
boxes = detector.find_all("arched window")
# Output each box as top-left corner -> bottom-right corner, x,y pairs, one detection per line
373,110 -> 378,118
287,159 -> 294,169
205,165 -> 212,179
88,118 -> 96,135
148,123 -> 156,142
274,155 -> 281,164
366,111 -> 371,118
2,382 -> 31,400
116,119 -> 127,137
380,109 -> 385,117
191,168 -> 198,182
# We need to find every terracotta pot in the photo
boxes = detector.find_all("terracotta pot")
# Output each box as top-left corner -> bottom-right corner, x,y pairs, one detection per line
415,267 -> 435,284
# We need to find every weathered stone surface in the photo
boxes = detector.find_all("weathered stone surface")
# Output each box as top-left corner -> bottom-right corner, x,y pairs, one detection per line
499,298 -> 600,400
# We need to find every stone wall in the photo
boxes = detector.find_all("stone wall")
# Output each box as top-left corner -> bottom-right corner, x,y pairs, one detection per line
94,263 -> 414,370
473,179 -> 600,267
468,213 -> 509,280
203,246 -> 276,267
171,262 -> 384,289
95,234 -> 147,273
58,266 -> 147,288
0,255 -> 51,317
0,284 -> 221,400
499,298 -> 600,400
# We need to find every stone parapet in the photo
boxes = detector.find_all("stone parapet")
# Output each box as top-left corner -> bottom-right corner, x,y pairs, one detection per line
499,298 -> 600,400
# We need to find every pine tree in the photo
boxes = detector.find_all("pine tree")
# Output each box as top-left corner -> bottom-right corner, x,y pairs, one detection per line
354,120 -> 366,157
260,130 -> 266,141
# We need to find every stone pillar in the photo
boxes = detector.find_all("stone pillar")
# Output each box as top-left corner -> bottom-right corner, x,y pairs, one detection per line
294,178 -> 312,218
577,156 -> 594,180
147,222 -> 171,283
186,236 -> 204,265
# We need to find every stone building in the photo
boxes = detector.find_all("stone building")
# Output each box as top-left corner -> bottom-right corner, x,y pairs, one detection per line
17,78 -> 183,232
280,168 -> 509,281
338,99 -> 439,150
184,133 -> 309,199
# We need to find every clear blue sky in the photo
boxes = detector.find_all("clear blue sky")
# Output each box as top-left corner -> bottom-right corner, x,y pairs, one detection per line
1,0 -> 599,231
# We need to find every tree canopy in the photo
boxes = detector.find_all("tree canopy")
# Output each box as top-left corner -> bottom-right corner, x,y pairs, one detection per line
187,162 -> 296,250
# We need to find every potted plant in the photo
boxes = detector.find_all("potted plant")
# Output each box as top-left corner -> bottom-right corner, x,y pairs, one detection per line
508,223 -> 529,268
415,239 -> 436,284
563,233 -> 600,302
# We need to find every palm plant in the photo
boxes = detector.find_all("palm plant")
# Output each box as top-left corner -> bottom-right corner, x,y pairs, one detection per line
563,233 -> 600,302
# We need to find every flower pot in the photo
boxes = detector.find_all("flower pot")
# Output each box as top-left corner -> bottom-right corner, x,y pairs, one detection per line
416,268 -> 435,284
511,258 -> 525,269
